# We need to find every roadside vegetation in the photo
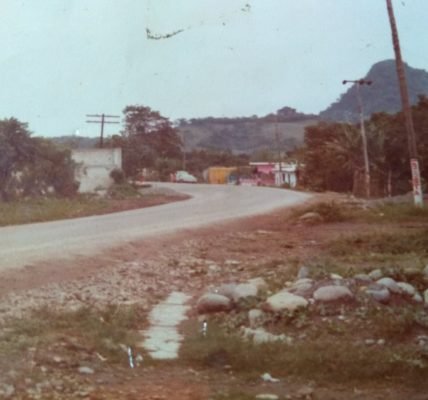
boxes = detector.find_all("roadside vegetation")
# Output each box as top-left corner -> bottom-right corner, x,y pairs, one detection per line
0,183 -> 188,226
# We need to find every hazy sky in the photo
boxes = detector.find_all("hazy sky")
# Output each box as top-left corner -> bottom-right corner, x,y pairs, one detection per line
0,0 -> 427,137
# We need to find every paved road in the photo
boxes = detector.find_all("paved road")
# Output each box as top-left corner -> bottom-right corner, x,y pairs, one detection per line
0,183 -> 311,270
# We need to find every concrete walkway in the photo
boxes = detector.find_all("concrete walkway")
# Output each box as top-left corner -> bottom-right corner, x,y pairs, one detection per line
140,292 -> 191,360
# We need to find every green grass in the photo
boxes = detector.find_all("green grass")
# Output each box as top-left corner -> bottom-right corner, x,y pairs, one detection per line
0,304 -> 147,364
329,229 -> 428,257
180,319 -> 428,386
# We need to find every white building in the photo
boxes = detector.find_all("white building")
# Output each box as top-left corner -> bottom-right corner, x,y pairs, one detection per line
71,148 -> 122,193
274,162 -> 298,187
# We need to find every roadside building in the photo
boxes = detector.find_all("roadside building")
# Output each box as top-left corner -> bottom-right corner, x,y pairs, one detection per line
71,148 -> 122,193
250,161 -> 299,188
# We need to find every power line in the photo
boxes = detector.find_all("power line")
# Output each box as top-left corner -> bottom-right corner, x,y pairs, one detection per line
86,114 -> 120,148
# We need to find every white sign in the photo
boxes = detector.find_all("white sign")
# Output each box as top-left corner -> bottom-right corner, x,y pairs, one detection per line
410,158 -> 424,206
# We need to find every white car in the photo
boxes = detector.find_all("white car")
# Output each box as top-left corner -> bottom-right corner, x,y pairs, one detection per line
174,171 -> 197,183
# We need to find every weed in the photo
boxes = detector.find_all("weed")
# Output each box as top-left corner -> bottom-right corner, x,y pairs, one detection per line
293,201 -> 350,223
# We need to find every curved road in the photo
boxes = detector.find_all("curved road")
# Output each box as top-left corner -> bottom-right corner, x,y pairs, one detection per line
0,183 -> 311,270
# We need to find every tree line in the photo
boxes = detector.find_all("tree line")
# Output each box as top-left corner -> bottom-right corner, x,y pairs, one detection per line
301,95 -> 428,196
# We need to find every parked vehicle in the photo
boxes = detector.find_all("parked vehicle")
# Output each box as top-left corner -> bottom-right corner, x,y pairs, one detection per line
172,170 -> 198,183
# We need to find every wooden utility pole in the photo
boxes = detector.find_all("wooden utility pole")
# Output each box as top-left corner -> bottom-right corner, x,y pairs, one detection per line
343,79 -> 372,198
385,0 -> 424,206
86,114 -> 120,148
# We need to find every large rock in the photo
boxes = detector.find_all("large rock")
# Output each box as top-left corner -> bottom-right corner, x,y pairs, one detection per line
247,277 -> 268,291
233,283 -> 258,302
288,278 -> 314,296
196,293 -> 232,313
215,283 -> 237,300
366,285 -> 390,303
313,285 -> 353,302
397,282 -> 417,297
376,277 -> 401,294
265,291 -> 308,312
368,269 -> 383,280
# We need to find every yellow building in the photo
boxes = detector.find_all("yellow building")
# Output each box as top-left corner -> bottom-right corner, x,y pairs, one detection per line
207,167 -> 236,184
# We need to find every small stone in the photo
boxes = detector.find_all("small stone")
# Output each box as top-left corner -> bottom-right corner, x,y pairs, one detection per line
313,285 -> 353,302
295,385 -> 314,399
297,266 -> 310,279
196,293 -> 232,313
397,282 -> 417,297
265,291 -> 308,312
0,384 -> 15,398
424,289 -> 428,306
403,266 -> 422,278
256,395 -> 279,400
78,366 -> 94,375
376,277 -> 401,294
299,212 -> 322,224
368,269 -> 383,280
365,339 -> 376,345
423,265 -> 428,276
260,373 -> 280,383
233,283 -> 258,302
248,309 -> 264,328
330,273 -> 343,280
377,339 -> 386,345
354,273 -> 372,283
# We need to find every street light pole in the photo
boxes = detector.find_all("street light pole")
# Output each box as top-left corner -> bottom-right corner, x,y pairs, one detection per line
343,79 -> 372,198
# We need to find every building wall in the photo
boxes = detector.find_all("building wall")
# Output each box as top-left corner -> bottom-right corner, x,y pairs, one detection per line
72,148 -> 122,193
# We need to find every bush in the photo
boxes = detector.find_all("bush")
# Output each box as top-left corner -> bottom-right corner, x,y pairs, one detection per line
110,168 -> 126,184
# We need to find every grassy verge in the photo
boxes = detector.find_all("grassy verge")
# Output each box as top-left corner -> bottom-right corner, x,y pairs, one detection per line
0,183 -> 187,226
0,304 -> 147,366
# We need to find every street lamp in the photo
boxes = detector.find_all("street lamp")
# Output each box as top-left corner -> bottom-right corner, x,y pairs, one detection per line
342,79 -> 373,198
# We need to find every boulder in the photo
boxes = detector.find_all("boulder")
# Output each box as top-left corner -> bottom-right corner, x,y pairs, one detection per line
233,283 -> 258,302
376,277 -> 401,294
368,269 -> 383,280
313,285 -> 353,302
288,279 -> 314,296
397,282 -> 417,297
354,273 -> 372,283
265,291 -> 308,312
215,283 -> 237,300
366,285 -> 390,303
196,293 -> 232,313
247,277 -> 268,291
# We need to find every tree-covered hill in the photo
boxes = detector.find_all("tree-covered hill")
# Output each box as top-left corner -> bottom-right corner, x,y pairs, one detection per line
319,59 -> 428,122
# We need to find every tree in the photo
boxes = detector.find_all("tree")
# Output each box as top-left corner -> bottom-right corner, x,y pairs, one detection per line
119,105 -> 183,178
0,118 -> 78,201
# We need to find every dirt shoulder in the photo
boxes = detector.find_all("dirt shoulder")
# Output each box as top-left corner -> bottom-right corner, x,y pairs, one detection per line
0,195 -> 427,399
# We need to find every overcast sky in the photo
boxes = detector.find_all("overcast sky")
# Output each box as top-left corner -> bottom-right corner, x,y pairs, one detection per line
0,0 -> 427,137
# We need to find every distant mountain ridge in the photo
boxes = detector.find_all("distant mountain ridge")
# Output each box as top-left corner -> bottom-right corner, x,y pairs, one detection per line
319,59 -> 428,122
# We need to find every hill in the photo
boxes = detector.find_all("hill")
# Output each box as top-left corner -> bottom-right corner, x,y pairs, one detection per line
319,59 -> 428,122
178,108 -> 317,155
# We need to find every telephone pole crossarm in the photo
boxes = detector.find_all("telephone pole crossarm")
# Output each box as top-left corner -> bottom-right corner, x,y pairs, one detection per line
85,113 -> 120,148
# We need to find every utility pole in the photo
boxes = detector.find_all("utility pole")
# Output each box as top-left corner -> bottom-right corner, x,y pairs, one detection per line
343,79 -> 372,198
385,0 -> 424,206
86,114 -> 120,148
274,113 -> 283,186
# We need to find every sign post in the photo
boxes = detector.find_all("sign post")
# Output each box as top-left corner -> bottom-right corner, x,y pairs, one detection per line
410,158 -> 423,207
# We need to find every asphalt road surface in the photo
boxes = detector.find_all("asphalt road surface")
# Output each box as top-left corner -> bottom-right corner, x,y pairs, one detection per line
0,183 -> 311,270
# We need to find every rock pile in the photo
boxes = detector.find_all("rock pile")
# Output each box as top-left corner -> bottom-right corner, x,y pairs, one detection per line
195,265 -> 428,344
